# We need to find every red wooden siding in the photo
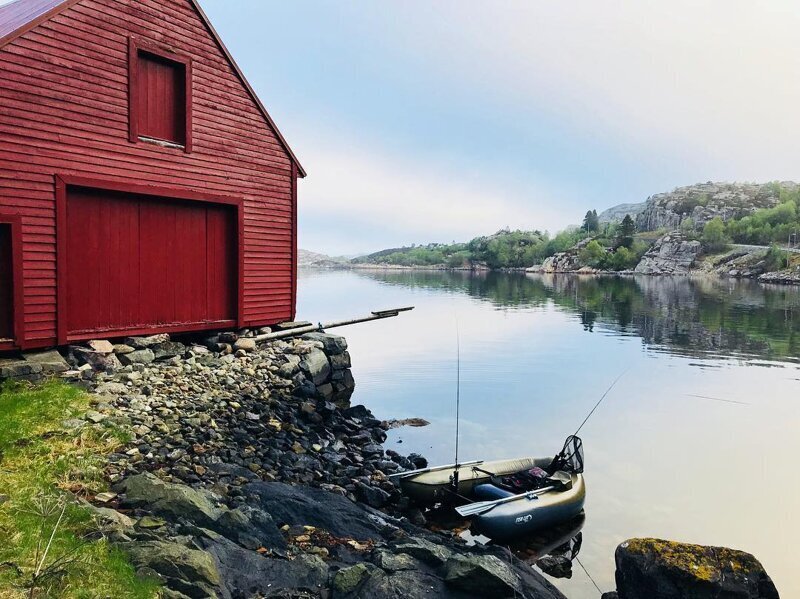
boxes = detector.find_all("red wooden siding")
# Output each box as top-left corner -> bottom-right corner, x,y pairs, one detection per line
0,0 -> 303,349
0,224 -> 13,339
63,186 -> 237,340
135,50 -> 186,145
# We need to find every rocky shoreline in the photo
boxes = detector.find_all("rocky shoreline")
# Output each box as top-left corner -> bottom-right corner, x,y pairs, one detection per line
528,232 -> 800,285
0,329 -> 781,597
55,330 -> 572,598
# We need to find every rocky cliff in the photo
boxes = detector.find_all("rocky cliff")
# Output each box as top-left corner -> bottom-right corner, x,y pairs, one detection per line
635,181 -> 798,232
634,233 -> 702,275
598,202 -> 646,224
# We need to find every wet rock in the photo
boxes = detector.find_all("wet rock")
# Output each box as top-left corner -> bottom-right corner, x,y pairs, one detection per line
614,538 -> 779,599
443,554 -> 522,597
243,482 -> 383,541
214,505 -> 285,550
372,549 -> 419,572
356,568 -> 452,599
390,537 -> 452,567
333,563 -> 377,595
536,554 -> 573,579
356,482 -> 391,508
330,351 -> 352,369
202,536 -> 328,597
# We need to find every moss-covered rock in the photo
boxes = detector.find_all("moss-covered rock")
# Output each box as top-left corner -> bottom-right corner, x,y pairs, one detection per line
332,562 -> 376,595
615,537 -> 778,599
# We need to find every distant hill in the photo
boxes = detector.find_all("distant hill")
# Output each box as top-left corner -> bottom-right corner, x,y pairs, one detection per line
598,202 -> 646,224
298,249 -> 348,268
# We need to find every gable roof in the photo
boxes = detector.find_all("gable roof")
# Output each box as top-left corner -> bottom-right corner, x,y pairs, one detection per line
0,0 -> 306,177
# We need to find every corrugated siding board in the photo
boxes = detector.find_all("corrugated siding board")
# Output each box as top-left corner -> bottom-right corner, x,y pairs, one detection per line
0,0 -> 295,346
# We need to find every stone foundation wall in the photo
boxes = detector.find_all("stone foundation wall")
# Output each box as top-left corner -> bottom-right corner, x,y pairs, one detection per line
0,328 -> 356,407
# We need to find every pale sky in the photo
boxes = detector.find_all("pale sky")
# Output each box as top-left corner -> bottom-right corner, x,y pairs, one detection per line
198,1 -> 800,255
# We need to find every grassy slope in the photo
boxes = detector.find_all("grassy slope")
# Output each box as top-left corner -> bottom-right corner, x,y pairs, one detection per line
0,380 -> 158,599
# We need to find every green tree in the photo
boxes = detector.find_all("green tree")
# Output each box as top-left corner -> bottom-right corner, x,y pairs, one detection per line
617,214 -> 636,248
583,210 -> 600,233
701,217 -> 730,252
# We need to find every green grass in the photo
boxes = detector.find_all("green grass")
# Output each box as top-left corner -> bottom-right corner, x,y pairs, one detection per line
0,380 -> 159,599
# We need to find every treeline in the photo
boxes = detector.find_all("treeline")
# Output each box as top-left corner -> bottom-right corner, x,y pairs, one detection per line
353,228 -> 590,269
353,215 -> 649,270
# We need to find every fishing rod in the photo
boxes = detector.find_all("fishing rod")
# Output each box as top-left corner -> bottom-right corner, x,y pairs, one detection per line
573,369 -> 628,437
452,318 -> 462,492
549,369 -> 628,471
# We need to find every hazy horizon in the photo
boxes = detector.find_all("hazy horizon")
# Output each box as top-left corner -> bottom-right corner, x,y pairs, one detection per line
199,1 -> 800,255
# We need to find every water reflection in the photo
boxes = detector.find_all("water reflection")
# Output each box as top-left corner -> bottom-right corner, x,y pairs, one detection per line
297,270 -> 800,597
355,271 -> 800,364
481,513 -> 585,579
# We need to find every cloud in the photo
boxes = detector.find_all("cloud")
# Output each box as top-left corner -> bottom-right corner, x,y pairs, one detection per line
297,127 -> 570,254
350,0 -> 800,179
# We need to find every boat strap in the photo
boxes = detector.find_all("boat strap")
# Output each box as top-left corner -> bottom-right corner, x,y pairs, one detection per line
472,466 -> 497,477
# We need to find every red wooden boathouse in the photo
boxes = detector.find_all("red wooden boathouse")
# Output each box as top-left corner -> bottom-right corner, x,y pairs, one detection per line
0,0 -> 305,351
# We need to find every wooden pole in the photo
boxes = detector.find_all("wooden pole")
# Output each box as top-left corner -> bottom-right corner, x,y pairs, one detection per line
254,306 -> 414,342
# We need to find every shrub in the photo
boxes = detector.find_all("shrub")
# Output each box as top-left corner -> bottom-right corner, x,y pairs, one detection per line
701,217 -> 730,252
578,240 -> 608,268
764,246 -> 790,271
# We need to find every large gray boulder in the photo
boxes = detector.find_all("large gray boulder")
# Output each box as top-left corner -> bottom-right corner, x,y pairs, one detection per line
119,348 -> 156,366
299,348 -> 331,385
201,535 -> 328,597
72,346 -> 122,372
390,537 -> 452,567
22,350 -> 70,374
443,554 -> 522,597
242,481 -> 382,541
125,540 -> 221,599
119,473 -> 224,527
614,538 -> 779,599
634,233 -> 702,275
302,332 -> 348,354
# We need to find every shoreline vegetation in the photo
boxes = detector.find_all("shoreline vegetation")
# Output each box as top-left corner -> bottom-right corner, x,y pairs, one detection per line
305,181 -> 800,285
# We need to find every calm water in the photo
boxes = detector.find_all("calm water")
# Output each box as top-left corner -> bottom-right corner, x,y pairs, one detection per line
297,270 -> 800,598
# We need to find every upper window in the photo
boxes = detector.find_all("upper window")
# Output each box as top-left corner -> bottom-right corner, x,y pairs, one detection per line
129,38 -> 192,151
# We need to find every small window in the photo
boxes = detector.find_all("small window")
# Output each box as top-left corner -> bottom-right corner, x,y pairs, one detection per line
129,39 -> 192,151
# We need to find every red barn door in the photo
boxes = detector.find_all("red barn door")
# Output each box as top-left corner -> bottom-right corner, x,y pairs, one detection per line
0,224 -> 13,341
63,187 -> 237,341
